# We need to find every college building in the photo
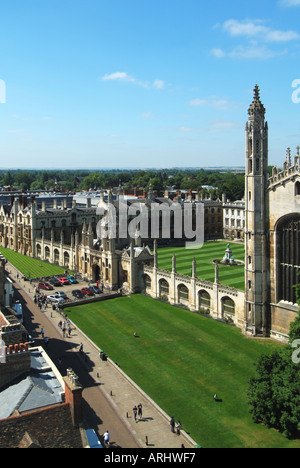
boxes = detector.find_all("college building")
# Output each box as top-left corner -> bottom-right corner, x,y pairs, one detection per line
0,86 -> 299,342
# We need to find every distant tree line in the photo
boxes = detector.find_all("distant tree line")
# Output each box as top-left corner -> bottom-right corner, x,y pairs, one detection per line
0,168 -> 248,201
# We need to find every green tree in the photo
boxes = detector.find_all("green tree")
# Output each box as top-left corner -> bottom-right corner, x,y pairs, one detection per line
248,284 -> 300,439
3,170 -> 14,186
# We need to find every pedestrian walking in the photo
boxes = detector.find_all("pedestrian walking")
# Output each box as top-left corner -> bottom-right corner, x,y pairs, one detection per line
41,328 -> 44,338
137,403 -> 143,420
170,417 -> 175,433
103,430 -> 110,448
133,405 -> 137,422
176,421 -> 182,435
79,343 -> 83,353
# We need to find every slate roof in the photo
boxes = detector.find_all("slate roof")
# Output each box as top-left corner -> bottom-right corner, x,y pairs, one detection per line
0,349 -> 64,420
0,347 -> 83,448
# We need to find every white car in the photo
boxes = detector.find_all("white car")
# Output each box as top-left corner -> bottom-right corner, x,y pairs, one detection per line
55,291 -> 68,298
47,295 -> 64,303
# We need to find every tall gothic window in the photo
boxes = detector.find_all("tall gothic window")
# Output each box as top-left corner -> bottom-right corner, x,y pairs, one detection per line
277,215 -> 300,303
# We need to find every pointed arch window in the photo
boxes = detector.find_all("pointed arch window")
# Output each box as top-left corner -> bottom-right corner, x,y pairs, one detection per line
277,215 -> 300,303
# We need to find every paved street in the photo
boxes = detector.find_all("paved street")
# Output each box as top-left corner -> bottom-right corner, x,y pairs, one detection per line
7,264 -> 198,449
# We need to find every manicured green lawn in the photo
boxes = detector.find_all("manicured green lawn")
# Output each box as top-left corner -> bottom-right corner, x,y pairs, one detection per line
65,295 -> 300,448
0,246 -> 71,278
157,241 -> 245,290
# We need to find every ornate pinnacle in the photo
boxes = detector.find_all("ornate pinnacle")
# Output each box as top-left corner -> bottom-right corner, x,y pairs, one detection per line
248,84 -> 265,117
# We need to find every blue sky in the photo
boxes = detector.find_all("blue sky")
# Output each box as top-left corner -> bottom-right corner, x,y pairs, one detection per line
0,0 -> 300,169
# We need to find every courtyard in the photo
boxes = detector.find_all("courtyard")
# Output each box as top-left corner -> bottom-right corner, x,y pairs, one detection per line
157,241 -> 245,290
64,295 -> 300,448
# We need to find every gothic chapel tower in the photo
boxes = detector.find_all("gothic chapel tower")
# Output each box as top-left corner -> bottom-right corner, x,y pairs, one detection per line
244,85 -> 269,336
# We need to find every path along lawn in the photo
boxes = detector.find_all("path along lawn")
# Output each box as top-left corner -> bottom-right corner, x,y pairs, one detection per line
65,295 -> 300,448
0,246 -> 71,278
157,241 -> 245,290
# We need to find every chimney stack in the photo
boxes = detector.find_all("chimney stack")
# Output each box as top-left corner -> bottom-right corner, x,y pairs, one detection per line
64,369 -> 83,426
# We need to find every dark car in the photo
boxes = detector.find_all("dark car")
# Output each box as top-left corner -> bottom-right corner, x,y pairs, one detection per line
72,289 -> 84,299
89,286 -> 102,294
50,278 -> 61,287
38,282 -> 54,291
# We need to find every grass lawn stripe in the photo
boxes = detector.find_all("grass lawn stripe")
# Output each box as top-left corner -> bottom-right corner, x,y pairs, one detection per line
0,246 -> 72,278
64,295 -> 299,448
157,241 -> 245,290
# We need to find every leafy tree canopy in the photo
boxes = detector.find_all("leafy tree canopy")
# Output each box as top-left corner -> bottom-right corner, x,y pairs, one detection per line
248,285 -> 300,439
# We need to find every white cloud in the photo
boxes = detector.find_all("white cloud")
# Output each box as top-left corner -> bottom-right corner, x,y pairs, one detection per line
177,120 -> 238,134
153,79 -> 165,89
211,19 -> 298,60
102,72 -> 137,83
211,48 -> 226,58
223,19 -> 299,42
279,0 -> 300,6
188,98 -> 208,107
228,44 -> 287,59
101,72 -> 165,89
188,97 -> 234,110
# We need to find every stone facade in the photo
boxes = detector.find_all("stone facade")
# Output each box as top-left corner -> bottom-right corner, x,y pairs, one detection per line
244,86 -> 300,341
142,253 -> 245,328
223,199 -> 245,240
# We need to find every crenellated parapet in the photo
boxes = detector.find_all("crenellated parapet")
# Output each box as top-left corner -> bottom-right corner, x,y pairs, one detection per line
268,147 -> 300,190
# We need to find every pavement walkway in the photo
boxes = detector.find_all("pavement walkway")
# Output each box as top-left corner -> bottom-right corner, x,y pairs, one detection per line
6,263 -> 198,449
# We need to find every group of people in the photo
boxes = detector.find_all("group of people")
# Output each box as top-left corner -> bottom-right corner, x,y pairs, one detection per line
33,289 -> 49,311
170,417 -> 182,435
58,318 -> 72,337
132,403 -> 143,422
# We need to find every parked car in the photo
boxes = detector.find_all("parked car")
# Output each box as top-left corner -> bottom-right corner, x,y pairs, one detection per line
47,295 -> 64,303
89,285 -> 102,294
81,287 -> 95,296
57,277 -> 70,285
55,291 -> 68,299
38,282 -> 54,291
72,289 -> 84,299
50,278 -> 61,287
67,275 -> 78,284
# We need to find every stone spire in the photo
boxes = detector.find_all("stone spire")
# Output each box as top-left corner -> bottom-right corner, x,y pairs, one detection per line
248,84 -> 265,119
